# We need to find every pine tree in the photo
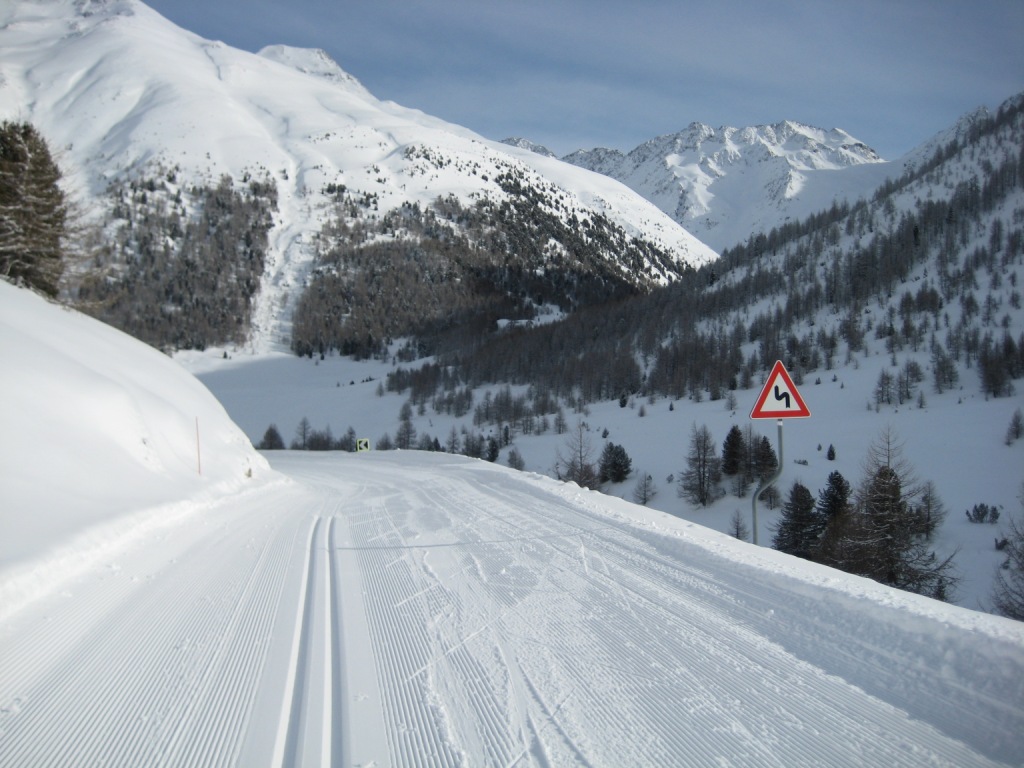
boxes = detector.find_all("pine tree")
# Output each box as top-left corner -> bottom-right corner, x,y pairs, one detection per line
0,121 -> 67,296
839,428 -> 958,599
721,425 -> 746,476
817,470 -> 851,522
771,482 -> 824,559
755,435 -> 778,483
338,426 -> 358,452
507,448 -> 525,471
257,424 -> 285,450
599,442 -> 633,484
1006,408 -> 1024,445
483,436 -> 498,462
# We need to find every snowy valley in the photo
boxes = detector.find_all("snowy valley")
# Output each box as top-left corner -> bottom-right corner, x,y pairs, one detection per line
2,0 -> 1024,764
3,264 -> 1024,767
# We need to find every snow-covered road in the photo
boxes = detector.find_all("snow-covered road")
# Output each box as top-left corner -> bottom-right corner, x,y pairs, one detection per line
2,452 -> 1022,767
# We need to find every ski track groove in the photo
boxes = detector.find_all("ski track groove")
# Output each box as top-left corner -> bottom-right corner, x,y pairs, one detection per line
4,455 -> 1018,766
280,508 -> 349,768
350,502 -> 462,767
282,515 -> 324,765
0,498 -> 300,767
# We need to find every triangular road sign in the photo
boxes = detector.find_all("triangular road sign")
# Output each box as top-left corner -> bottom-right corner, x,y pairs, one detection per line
750,360 -> 811,419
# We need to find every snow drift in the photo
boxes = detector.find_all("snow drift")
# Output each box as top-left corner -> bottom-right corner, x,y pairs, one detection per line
0,280 -> 269,617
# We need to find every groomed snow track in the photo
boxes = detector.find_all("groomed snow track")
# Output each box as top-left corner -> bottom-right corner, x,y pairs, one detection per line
1,452 -> 1022,766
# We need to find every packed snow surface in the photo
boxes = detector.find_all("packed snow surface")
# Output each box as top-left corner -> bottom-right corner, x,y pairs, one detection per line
2,281 -> 1024,765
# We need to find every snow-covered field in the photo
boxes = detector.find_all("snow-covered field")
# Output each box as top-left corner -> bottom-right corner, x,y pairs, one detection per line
3,285 -> 1024,765
182,337 -> 1024,616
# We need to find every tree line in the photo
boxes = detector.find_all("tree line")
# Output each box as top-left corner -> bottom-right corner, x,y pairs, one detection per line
381,93 -> 1024,411
290,164 -> 694,360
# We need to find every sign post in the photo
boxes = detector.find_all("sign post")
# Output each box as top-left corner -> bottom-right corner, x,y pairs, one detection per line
749,361 -> 810,544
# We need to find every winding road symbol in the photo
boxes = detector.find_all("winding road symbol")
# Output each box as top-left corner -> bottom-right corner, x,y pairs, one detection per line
751,361 -> 810,419
773,385 -> 790,409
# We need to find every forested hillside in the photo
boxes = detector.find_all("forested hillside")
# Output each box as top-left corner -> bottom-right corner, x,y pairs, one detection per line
389,94 -> 1024,410
290,165 -> 692,359
75,171 -> 277,351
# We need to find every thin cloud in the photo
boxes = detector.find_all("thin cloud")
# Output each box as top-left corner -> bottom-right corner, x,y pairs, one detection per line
147,0 -> 1023,158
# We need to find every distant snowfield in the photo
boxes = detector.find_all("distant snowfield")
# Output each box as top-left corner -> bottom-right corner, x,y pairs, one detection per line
2,281 -> 1024,765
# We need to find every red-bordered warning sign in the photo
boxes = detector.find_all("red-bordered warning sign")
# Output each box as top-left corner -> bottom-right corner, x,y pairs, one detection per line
750,360 -> 811,419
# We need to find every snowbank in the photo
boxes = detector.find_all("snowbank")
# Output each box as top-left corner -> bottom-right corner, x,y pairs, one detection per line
0,280 -> 272,617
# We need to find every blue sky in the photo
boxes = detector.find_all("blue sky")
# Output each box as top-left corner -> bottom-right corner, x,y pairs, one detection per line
145,0 -> 1023,159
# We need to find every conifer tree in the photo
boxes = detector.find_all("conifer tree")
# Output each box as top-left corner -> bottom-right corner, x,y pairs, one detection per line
599,442 -> 633,484
771,481 -> 824,559
755,436 -> 778,483
721,425 -> 746,476
0,121 -> 67,296
817,470 -> 852,522
834,428 -> 958,599
258,424 -> 285,450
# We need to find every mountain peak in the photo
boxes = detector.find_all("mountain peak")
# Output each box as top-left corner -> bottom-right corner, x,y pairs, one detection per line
257,45 -> 370,96
0,0 -> 717,352
564,119 -> 888,250
500,137 -> 557,158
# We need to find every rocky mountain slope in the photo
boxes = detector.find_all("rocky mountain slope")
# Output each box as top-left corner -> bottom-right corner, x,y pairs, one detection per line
563,120 -> 893,251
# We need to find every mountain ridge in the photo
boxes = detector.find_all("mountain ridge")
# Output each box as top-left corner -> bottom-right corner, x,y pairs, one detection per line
562,119 -> 891,251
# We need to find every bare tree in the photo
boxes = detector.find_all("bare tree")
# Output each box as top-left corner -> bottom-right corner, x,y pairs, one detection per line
556,420 -> 600,489
678,423 -> 721,507
292,417 -> 312,450
632,472 -> 658,506
728,510 -> 750,541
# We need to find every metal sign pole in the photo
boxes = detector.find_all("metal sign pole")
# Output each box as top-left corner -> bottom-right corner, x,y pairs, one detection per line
751,419 -> 783,546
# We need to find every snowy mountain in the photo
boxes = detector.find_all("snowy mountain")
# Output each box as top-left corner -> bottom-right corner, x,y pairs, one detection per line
0,0 -> 716,352
564,120 -> 892,251
2,279 -> 1023,765
500,136 -> 558,158
177,90 -> 1024,617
